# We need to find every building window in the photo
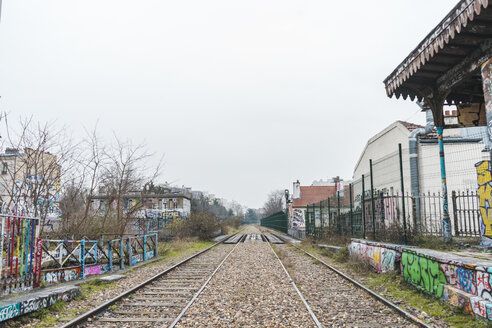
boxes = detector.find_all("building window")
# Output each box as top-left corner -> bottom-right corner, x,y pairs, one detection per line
1,163 -> 7,175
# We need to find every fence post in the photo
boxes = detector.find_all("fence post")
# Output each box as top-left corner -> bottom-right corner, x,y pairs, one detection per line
337,190 -> 341,234
108,240 -> 113,272
154,233 -> 158,258
319,202 -> 323,238
34,238 -> 43,288
370,159 -> 376,240
128,238 -> 133,266
0,217 -> 4,280
437,126 -> 452,242
120,238 -> 125,269
80,239 -> 86,280
362,174 -> 366,239
143,235 -> 147,261
349,184 -> 353,237
327,198 -> 332,229
399,143 -> 407,244
452,190 -> 459,236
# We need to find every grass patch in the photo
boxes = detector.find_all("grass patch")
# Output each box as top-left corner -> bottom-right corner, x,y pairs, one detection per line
158,238 -> 214,260
408,235 -> 480,251
80,278 -> 116,297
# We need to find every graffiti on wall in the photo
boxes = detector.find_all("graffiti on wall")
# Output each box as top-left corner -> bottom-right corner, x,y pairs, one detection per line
361,194 -> 400,229
477,271 -> 492,301
0,304 -> 20,322
0,286 -> 80,323
348,241 -> 397,273
475,161 -> 492,246
42,268 -> 80,284
84,264 -> 104,276
292,209 -> 305,228
401,251 -> 447,298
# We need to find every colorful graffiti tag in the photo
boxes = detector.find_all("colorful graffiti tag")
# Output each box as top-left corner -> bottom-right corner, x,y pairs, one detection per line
0,286 -> 80,323
348,241 -> 397,273
475,160 -> 492,246
42,268 -> 80,284
0,304 -> 20,322
401,251 -> 447,298
292,209 -> 305,228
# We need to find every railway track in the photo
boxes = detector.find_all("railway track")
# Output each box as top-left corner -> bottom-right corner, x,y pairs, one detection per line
263,234 -> 322,328
57,229 -> 432,327
60,235 -> 244,328
265,231 -> 433,328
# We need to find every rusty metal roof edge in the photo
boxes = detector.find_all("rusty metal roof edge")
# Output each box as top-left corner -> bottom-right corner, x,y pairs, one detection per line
383,0 -> 489,96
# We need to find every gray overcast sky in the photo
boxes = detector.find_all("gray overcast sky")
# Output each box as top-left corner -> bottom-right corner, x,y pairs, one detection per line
0,0 -> 458,209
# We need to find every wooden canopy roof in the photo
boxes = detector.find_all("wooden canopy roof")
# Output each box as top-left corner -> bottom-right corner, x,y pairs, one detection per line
384,0 -> 492,112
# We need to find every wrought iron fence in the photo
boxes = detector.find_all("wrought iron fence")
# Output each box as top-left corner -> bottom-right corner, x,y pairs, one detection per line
305,189 -> 482,242
452,190 -> 481,237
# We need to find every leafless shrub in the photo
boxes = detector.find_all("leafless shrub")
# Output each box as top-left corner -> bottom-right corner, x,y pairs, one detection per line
169,212 -> 219,240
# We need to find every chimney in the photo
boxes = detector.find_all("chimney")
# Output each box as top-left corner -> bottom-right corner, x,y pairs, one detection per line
293,180 -> 301,200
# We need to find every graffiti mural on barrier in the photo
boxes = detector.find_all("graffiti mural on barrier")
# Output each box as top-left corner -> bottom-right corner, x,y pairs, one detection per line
0,304 -> 20,321
292,209 -> 305,228
440,263 -> 477,295
443,285 -> 472,314
348,242 -> 396,273
0,287 -> 81,323
42,268 -> 80,284
401,251 -> 447,298
477,271 -> 492,301
475,161 -> 492,246
131,254 -> 143,265
84,264 -> 105,276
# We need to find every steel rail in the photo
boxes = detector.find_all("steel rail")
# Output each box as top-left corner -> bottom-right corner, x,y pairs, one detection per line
289,243 -> 434,328
168,238 -> 242,328
59,234 -> 238,328
265,235 -> 323,328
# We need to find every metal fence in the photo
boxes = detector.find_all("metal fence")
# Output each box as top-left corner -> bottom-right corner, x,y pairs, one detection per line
260,212 -> 288,234
304,142 -> 484,243
39,233 -> 158,287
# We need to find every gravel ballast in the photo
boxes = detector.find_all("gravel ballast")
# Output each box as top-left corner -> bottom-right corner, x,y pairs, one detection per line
176,226 -> 316,328
275,244 -> 419,327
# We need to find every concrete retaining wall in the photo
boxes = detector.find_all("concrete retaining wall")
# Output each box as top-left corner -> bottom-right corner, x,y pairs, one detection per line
0,285 -> 80,322
348,239 -> 492,321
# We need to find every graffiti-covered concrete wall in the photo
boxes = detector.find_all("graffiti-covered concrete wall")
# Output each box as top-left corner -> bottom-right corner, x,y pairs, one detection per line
0,285 -> 80,322
348,240 -> 399,273
401,248 -> 492,320
348,239 -> 492,321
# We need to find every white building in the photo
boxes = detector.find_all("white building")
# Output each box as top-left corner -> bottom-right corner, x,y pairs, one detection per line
353,120 -> 486,195
353,118 -> 487,234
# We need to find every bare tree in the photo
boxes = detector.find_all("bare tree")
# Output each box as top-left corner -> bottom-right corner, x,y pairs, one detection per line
262,190 -> 285,217
0,115 -> 164,239
0,114 -> 76,233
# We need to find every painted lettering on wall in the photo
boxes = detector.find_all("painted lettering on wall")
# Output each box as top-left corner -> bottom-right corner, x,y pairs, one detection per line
401,251 -> 447,298
475,160 -> 492,246
348,241 -> 396,273
0,304 -> 20,321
